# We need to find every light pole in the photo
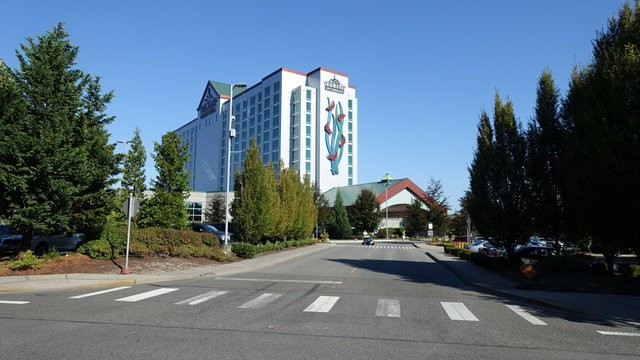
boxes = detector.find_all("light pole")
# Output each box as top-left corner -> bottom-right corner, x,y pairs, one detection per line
224,83 -> 247,249
116,140 -> 132,274
382,173 -> 392,240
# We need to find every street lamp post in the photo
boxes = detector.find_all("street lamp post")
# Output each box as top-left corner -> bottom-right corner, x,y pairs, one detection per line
382,173 -> 392,240
116,140 -> 132,274
224,83 -> 247,249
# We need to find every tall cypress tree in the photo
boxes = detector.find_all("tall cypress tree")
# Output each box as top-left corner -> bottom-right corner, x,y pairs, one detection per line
562,1 -> 640,268
469,93 -> 528,257
137,131 -> 190,229
0,23 -> 118,246
525,70 -> 564,246
231,139 -> 278,243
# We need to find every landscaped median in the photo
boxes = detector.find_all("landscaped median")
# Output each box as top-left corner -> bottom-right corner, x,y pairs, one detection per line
437,241 -> 640,295
1,225 -> 322,274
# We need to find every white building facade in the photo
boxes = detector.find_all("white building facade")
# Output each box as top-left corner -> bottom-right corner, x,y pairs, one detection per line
176,67 -> 358,193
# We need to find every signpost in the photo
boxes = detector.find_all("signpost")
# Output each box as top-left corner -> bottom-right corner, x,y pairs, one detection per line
121,196 -> 139,274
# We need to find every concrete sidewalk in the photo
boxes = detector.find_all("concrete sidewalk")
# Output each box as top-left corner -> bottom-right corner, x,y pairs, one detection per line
415,242 -> 640,325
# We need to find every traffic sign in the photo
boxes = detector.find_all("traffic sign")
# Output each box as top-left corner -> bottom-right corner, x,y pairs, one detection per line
122,197 -> 140,218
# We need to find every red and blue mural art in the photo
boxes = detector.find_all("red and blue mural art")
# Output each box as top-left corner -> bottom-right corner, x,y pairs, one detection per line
324,98 -> 346,175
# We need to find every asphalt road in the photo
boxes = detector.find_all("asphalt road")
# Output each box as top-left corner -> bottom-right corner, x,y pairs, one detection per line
1,242 -> 638,359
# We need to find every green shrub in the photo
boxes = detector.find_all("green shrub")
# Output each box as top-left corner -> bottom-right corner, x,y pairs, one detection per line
443,245 -> 453,254
8,250 -> 43,270
232,242 -> 259,259
459,249 -> 473,260
630,265 -> 640,278
538,254 -> 591,274
128,242 -> 152,257
78,239 -> 113,260
203,246 -> 230,262
43,247 -> 61,261
320,231 -> 329,242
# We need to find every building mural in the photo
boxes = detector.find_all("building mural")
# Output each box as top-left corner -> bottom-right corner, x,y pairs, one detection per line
324,98 -> 345,175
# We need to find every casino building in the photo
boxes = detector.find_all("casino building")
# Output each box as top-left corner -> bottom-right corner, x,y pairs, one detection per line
176,67 -> 358,194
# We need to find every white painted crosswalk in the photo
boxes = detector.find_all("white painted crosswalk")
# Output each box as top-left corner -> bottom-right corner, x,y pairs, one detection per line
336,244 -> 414,250
175,290 -> 228,305
115,288 -> 179,302
238,293 -> 282,309
304,296 -> 340,313
0,287 -> 560,330
441,302 -> 479,321
506,304 -> 547,325
376,299 -> 401,317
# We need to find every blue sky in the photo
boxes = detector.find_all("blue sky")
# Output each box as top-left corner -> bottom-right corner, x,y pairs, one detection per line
0,0 -> 628,211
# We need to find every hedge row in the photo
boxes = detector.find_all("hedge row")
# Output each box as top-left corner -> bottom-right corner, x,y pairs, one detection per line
78,226 -> 228,262
232,239 -> 317,259
443,245 -> 597,274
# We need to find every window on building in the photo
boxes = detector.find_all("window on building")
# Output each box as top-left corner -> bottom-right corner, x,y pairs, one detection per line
186,202 -> 203,222
306,149 -> 311,160
306,89 -> 312,100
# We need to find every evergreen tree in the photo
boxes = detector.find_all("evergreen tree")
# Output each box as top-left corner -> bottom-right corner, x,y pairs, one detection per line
561,1 -> 640,269
348,188 -> 381,234
328,189 -> 352,239
204,193 -> 225,223
525,70 -> 565,247
404,198 -> 426,237
137,131 -> 190,229
121,127 -> 147,199
424,178 -> 449,235
468,93 -> 528,257
468,111 -> 495,238
0,24 -> 118,247
313,183 -> 332,236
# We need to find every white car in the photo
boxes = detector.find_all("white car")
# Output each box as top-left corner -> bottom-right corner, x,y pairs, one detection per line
466,239 -> 489,253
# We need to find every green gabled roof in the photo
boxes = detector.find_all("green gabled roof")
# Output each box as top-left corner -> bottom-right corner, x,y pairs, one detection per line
209,81 -> 248,97
323,179 -> 403,207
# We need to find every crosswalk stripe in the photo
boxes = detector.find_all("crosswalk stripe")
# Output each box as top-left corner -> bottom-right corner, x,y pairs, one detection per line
70,286 -> 132,299
304,296 -> 340,313
506,305 -> 547,325
441,302 -> 479,321
376,299 -> 401,317
597,330 -> 640,337
115,288 -> 179,302
0,300 -> 30,305
175,290 -> 228,305
238,293 -> 282,309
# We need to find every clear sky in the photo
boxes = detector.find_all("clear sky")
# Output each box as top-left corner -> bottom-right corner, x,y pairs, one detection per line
0,0 -> 629,211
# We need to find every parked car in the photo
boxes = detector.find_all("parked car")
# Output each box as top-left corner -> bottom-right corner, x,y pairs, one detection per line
362,232 -> 374,246
513,246 -> 558,264
30,233 -> 85,255
0,225 -> 22,255
465,239 -> 489,253
191,223 -> 233,244
0,225 -> 84,256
